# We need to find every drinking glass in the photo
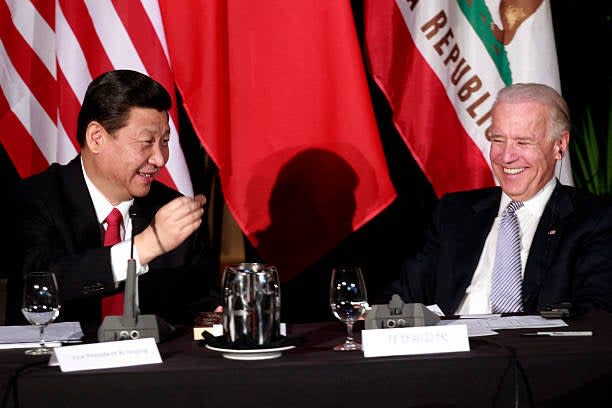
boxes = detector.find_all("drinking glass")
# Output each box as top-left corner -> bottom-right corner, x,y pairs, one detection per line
21,271 -> 61,355
329,266 -> 368,351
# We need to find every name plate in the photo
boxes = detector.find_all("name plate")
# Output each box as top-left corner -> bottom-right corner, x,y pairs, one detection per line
50,338 -> 162,372
361,324 -> 470,358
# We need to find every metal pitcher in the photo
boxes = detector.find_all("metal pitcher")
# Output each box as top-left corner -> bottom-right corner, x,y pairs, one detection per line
222,263 -> 281,345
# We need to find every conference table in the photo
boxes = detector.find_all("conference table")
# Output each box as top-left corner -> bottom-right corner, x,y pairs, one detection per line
1,310 -> 612,408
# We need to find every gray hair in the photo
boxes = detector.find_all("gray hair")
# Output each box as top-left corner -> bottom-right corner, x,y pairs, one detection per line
493,83 -> 571,140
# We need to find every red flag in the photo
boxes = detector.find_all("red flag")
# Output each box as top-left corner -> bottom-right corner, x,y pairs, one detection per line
0,0 -> 193,195
160,0 -> 396,281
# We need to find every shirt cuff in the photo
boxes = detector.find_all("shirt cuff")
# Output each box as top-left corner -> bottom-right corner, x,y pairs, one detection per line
109,240 -> 150,285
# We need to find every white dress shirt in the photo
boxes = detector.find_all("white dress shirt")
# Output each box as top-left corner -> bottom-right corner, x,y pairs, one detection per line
455,177 -> 557,315
81,159 -> 149,288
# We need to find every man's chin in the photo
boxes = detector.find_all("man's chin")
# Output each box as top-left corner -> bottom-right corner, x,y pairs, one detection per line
499,181 -> 528,199
130,185 -> 152,198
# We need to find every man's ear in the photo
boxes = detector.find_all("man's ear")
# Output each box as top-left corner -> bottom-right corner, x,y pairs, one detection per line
555,130 -> 570,161
85,121 -> 105,153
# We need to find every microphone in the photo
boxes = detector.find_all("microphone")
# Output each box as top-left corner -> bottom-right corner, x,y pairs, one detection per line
364,294 -> 440,329
97,204 -> 174,343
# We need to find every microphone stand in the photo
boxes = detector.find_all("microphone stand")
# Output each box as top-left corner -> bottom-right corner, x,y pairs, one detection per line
98,205 -> 174,343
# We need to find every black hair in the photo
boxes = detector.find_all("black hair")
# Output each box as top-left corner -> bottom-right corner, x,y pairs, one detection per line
76,69 -> 171,146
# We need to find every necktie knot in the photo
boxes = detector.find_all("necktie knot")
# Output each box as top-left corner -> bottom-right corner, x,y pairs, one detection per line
103,208 -> 123,247
505,201 -> 523,215
105,208 -> 123,227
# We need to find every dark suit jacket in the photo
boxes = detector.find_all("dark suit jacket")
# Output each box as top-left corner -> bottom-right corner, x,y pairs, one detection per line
8,157 -> 219,332
392,183 -> 612,316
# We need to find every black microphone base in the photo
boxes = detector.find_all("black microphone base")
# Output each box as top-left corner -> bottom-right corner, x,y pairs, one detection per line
97,314 -> 175,343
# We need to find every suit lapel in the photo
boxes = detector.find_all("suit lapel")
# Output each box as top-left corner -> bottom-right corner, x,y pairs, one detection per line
448,190 -> 500,313
59,158 -> 158,250
60,157 -> 103,250
523,183 -> 573,309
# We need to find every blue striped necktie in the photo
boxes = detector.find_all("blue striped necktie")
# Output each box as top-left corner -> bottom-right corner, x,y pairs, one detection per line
491,201 -> 524,313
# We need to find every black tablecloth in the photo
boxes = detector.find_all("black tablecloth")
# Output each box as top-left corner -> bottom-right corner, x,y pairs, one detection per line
2,310 -> 612,408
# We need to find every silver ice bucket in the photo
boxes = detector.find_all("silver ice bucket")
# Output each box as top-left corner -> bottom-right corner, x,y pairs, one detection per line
222,263 -> 281,345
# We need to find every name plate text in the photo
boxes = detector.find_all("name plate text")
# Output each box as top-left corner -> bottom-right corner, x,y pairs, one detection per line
50,337 -> 162,372
362,324 -> 470,358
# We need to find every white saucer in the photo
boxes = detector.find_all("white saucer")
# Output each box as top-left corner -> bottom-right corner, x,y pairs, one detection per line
205,344 -> 296,360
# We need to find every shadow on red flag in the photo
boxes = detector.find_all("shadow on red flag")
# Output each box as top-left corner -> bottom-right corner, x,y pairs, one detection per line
161,0 -> 396,281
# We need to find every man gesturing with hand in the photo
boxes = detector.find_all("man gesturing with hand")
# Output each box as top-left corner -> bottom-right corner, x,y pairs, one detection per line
10,70 -> 219,334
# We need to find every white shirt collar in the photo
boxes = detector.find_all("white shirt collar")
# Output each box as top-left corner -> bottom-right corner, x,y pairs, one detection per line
81,158 -> 133,225
499,177 -> 557,218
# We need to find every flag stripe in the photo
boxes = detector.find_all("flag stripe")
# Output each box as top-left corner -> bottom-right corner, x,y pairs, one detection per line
395,1 -> 505,164
112,0 -> 192,195
84,0 -> 145,72
113,1 -> 167,79
5,0 -> 56,76
112,0 -> 176,118
59,0 -> 113,77
30,0 -> 54,28
457,0 -> 512,85
1,0 -> 193,196
55,3 -> 93,104
1,0 -> 56,120
56,68 -> 81,151
365,1 -> 494,195
0,90 -> 48,177
0,39 -> 63,164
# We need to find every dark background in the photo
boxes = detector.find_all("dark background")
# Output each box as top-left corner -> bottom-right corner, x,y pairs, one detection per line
2,2 -> 611,324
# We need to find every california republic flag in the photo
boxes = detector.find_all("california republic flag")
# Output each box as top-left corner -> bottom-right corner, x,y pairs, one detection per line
364,0 -> 573,197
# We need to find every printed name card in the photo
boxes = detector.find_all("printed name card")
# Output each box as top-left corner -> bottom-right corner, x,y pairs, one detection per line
50,338 -> 162,372
361,324 -> 470,358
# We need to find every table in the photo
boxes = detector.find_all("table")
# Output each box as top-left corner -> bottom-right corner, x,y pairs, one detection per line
2,310 -> 612,408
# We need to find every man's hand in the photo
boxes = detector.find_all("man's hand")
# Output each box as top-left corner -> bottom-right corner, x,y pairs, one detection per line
135,194 -> 206,264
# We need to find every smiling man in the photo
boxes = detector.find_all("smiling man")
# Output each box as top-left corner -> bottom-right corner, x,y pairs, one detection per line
9,70 -> 219,334
391,83 -> 612,316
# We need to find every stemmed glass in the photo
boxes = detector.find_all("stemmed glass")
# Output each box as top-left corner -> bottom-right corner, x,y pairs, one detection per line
329,266 -> 368,351
21,271 -> 61,355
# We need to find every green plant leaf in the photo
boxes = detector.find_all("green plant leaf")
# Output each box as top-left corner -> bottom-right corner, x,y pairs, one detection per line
570,103 -> 610,196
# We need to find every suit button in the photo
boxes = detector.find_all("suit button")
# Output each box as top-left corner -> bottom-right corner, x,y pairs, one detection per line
83,282 -> 105,295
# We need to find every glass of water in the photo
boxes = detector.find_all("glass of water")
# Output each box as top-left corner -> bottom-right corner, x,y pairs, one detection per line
329,266 -> 368,351
21,271 -> 61,355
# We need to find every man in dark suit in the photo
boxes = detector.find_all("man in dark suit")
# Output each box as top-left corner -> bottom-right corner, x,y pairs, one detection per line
392,83 -> 612,316
8,70 -> 219,333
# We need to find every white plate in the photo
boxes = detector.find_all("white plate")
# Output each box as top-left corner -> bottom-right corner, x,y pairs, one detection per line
205,344 -> 296,360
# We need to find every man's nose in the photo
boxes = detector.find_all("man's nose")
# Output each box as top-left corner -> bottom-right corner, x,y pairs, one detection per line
148,143 -> 167,167
500,141 -> 519,162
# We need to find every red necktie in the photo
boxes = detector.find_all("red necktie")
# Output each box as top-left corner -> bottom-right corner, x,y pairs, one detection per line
101,208 -> 124,318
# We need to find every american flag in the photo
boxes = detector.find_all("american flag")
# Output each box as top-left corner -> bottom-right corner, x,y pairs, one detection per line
0,0 -> 192,194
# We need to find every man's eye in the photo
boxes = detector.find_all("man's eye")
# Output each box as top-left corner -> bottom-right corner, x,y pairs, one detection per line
517,140 -> 536,146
